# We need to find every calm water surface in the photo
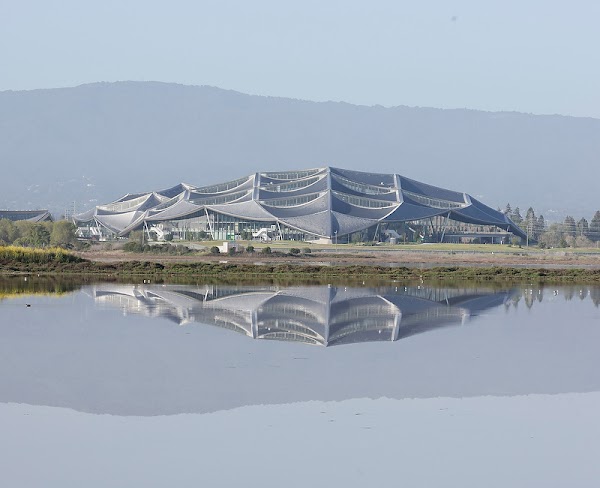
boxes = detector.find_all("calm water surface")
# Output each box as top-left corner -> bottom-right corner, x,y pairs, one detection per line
1,280 -> 599,487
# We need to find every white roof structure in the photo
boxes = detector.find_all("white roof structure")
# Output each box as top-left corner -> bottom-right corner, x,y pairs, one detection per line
74,167 -> 526,239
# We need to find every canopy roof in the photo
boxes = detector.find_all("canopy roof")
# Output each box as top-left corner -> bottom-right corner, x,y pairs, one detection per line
74,167 -> 525,239
0,210 -> 52,223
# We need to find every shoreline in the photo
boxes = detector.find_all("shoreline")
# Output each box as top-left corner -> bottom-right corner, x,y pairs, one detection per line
3,245 -> 600,284
3,254 -> 600,284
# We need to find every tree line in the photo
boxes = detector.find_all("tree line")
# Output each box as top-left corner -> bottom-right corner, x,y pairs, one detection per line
0,219 -> 78,248
504,204 -> 600,248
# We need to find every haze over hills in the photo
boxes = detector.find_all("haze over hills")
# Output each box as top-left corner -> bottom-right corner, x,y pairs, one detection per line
0,81 -> 598,221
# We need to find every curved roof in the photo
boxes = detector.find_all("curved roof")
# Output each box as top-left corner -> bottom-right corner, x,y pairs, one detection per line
0,210 -> 53,223
74,167 -> 525,239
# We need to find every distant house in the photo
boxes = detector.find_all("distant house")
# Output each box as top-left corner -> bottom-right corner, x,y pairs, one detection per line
0,210 -> 53,223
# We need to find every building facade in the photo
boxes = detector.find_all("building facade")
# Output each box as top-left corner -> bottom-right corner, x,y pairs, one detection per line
74,167 -> 526,243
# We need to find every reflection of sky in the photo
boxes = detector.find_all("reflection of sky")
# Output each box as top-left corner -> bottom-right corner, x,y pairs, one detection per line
2,394 -> 599,488
2,285 -> 600,487
1,285 -> 599,416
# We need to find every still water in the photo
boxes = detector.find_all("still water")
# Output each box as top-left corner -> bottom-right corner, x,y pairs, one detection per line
1,280 -> 599,487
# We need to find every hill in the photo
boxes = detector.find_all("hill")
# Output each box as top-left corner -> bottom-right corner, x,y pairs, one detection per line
1,81 -> 598,220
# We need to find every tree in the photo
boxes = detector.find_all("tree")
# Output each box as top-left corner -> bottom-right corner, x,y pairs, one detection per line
537,215 -> 545,236
0,219 -> 19,244
538,223 -> 566,248
13,222 -> 51,247
576,218 -> 589,238
524,207 -> 536,240
50,221 -> 77,248
590,211 -> 600,242
511,207 -> 523,225
505,203 -> 512,215
563,216 -> 576,237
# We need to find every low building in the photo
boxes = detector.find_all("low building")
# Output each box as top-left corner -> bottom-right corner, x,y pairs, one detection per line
74,167 -> 525,243
0,210 -> 53,223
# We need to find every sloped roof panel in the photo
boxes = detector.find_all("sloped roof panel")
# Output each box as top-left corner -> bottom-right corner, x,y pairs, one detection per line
73,208 -> 97,222
331,211 -> 378,236
146,200 -> 205,221
95,211 -> 143,233
383,202 -> 447,222
330,167 -> 396,187
261,192 -> 329,218
398,176 -> 465,202
279,210 -> 332,237
331,194 -> 398,220
206,200 -> 275,221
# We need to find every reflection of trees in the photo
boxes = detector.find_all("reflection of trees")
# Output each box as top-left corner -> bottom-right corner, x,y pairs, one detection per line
510,286 -> 600,310
564,287 -> 575,301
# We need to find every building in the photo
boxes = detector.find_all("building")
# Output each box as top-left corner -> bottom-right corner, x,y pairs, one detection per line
73,167 -> 525,242
0,210 -> 53,223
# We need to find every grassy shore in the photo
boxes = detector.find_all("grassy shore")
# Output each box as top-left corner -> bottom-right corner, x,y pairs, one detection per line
2,246 -> 600,284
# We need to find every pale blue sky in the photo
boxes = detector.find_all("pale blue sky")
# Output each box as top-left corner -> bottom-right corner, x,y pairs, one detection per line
1,0 -> 598,117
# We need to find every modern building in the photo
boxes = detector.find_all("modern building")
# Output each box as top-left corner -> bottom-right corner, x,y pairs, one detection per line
0,210 -> 53,223
74,167 -> 526,243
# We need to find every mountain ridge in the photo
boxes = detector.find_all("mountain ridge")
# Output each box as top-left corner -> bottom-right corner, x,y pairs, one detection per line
1,81 -> 598,220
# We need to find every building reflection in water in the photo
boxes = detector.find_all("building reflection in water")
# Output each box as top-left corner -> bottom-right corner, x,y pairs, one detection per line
92,284 -> 515,347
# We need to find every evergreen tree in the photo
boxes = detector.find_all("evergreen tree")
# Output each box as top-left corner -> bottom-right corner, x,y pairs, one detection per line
511,207 -> 523,225
577,218 -> 589,238
590,210 -> 600,242
505,203 -> 512,215
525,207 -> 536,239
536,215 -> 545,238
563,216 -> 577,237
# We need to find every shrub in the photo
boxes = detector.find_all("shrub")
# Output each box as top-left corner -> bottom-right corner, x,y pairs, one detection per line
289,248 -> 301,255
246,245 -> 255,253
228,247 -> 237,256
210,246 -> 220,254
302,247 -> 311,254
261,246 -> 272,255
123,241 -> 143,253
0,245 -> 83,264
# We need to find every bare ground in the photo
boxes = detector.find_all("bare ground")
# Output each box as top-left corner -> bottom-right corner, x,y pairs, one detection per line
76,248 -> 600,269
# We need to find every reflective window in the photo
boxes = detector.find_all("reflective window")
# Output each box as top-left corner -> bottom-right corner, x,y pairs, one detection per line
191,190 -> 249,205
261,169 -> 321,180
332,174 -> 395,195
261,192 -> 322,207
260,176 -> 320,192
333,191 -> 396,208
402,190 -> 465,209
194,177 -> 250,194
98,194 -> 150,213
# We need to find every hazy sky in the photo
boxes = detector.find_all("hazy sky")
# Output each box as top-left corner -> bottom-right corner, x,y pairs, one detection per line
1,0 -> 598,118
